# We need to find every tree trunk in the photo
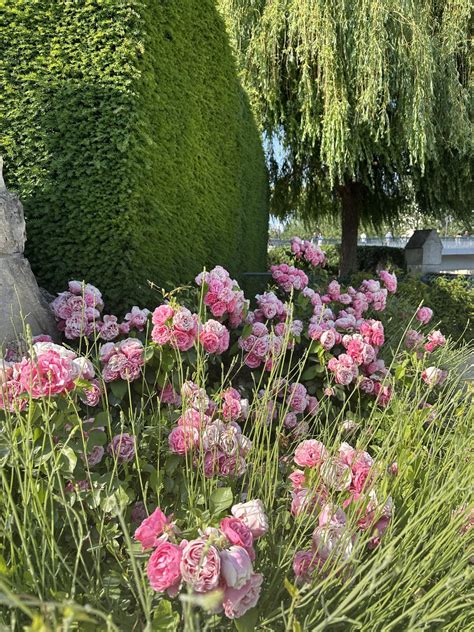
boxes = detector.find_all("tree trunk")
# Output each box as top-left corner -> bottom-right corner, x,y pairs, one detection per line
338,182 -> 363,278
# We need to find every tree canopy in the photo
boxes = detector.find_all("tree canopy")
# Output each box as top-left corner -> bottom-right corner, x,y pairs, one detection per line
219,0 -> 472,273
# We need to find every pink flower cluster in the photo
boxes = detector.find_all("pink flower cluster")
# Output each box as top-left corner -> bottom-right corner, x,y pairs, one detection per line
199,319 -> 230,354
290,237 -> 326,267
271,264 -> 309,293
290,439 -> 393,580
267,380 -> 319,434
0,342 -> 94,410
151,305 -> 198,352
51,281 -> 104,339
100,338 -> 144,382
238,321 -> 285,371
195,266 -> 248,327
168,383 -> 252,478
51,281 -> 150,340
137,500 -> 267,619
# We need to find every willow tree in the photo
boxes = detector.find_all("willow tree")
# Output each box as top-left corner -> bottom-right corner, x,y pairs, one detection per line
219,0 -> 472,274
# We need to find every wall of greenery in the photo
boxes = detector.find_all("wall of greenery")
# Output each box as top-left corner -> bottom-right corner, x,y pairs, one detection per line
1,0 -> 268,310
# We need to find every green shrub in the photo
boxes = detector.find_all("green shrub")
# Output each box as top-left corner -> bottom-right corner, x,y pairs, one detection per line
1,0 -> 268,311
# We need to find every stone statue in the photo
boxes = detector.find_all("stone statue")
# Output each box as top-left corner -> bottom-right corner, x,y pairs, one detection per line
0,156 -> 56,348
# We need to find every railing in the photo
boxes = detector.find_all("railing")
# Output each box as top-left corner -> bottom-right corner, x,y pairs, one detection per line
269,237 -> 474,252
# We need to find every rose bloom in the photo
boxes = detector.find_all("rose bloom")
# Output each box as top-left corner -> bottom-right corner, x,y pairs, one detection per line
220,517 -> 254,551
152,304 -> 174,325
107,433 -> 136,462
147,540 -> 183,596
168,425 -> 199,455
416,306 -> 433,324
294,440 -> 328,468
293,550 -> 320,583
79,379 -> 101,406
180,539 -> 221,592
84,445 -> 104,467
222,573 -> 263,619
421,366 -> 447,386
220,546 -> 253,589
18,351 -> 75,399
231,499 -> 268,538
135,507 -> 171,550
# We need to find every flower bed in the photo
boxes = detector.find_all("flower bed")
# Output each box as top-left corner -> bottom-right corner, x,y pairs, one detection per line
0,237 -> 472,630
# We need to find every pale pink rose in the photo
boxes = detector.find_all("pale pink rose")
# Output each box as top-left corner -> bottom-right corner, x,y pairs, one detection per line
147,541 -> 183,595
172,307 -> 196,332
180,539 -> 221,592
312,525 -> 353,563
168,426 -> 199,455
294,440 -> 328,468
244,353 -> 261,369
125,306 -> 150,331
231,500 -> 268,538
152,324 -> 172,345
220,546 -> 253,589
72,356 -> 95,380
222,573 -> 263,619
320,329 -> 336,350
99,315 -> 119,341
421,366 -> 447,386
135,507 -> 170,550
321,457 -> 352,491
416,306 -> 433,325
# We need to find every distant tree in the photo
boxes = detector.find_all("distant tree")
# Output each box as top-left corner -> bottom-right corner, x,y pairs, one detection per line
220,0 -> 472,274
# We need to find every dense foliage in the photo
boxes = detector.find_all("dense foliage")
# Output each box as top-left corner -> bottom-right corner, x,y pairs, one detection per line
1,0 -> 268,310
219,0 -> 472,273
1,238 -> 472,630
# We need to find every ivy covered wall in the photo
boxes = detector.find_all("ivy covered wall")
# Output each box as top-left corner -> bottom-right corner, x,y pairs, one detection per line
1,0 -> 268,310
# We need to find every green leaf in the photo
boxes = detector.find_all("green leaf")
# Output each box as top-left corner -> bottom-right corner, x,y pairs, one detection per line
234,608 -> 259,632
151,599 -> 180,631
59,446 -> 77,473
301,365 -> 318,380
209,487 -> 233,516
110,380 -> 128,400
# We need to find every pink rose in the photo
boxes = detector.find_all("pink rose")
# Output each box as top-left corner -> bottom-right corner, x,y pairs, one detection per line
200,331 -> 220,354
18,351 -> 75,398
416,306 -> 433,324
294,440 -> 328,468
147,541 -> 183,595
293,550 -> 320,583
168,426 -> 199,455
231,500 -> 268,538
220,517 -> 254,551
180,539 -> 221,592
222,573 -> 263,619
134,507 -> 170,550
220,546 -> 253,589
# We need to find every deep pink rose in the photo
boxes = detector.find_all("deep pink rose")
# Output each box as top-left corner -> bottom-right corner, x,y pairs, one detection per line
220,517 -> 254,551
134,507 -> 170,550
168,426 -> 199,455
147,541 -> 183,595
416,306 -> 433,324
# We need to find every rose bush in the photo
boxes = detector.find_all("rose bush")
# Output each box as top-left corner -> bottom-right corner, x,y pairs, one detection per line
0,237 -> 471,630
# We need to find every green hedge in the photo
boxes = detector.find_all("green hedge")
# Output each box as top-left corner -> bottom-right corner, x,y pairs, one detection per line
1,0 -> 268,310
